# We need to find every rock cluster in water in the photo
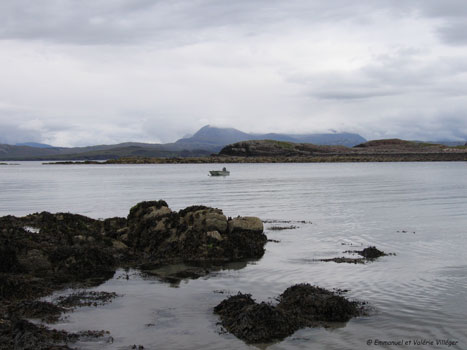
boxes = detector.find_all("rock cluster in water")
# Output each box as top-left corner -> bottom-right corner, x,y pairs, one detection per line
0,200 -> 267,349
214,284 -> 364,343
355,246 -> 387,259
318,246 -> 389,264
126,201 -> 266,264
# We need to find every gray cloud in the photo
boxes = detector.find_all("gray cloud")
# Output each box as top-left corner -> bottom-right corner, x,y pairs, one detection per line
411,0 -> 467,45
1,0 -> 467,146
437,21 -> 467,45
0,124 -> 41,145
291,49 -> 467,101
415,0 -> 467,18
0,1 -> 458,46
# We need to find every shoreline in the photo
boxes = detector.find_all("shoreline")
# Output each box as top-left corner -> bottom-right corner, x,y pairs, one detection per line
42,152 -> 467,165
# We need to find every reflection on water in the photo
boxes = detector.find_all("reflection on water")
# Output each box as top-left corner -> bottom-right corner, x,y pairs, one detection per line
1,162 -> 466,349
141,261 -> 249,287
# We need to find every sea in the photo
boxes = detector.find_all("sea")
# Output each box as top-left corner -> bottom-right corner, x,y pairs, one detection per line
1,161 -> 466,350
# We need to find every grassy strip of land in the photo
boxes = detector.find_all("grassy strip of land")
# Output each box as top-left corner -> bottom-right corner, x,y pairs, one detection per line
43,152 -> 467,165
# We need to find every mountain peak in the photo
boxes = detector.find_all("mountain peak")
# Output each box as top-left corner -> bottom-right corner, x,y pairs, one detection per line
178,125 -> 251,145
175,126 -> 366,148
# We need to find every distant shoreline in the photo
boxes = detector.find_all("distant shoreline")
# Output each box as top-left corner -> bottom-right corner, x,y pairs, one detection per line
43,153 -> 467,165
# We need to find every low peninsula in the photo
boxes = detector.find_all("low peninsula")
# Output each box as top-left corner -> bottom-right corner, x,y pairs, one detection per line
46,139 -> 467,164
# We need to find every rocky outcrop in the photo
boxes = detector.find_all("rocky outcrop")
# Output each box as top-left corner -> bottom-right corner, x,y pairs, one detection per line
0,201 -> 266,349
0,201 -> 266,292
214,294 -> 294,344
125,201 -> 266,264
219,140 -> 348,157
215,139 -> 467,160
214,284 -> 364,343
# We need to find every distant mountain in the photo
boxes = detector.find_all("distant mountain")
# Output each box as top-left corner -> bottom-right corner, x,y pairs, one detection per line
175,125 -> 252,149
0,143 -> 211,161
15,142 -> 55,148
175,125 -> 366,150
0,125 -> 366,160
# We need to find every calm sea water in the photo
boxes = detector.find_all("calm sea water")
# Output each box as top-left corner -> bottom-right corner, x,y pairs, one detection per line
1,162 -> 466,350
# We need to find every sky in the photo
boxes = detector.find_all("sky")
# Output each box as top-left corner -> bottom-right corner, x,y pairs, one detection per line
1,0 -> 467,147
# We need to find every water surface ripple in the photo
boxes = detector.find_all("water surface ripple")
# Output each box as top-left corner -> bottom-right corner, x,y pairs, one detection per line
1,162 -> 466,349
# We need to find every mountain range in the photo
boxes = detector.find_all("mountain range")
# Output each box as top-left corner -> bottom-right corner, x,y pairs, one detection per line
0,126 -> 368,160
175,125 -> 366,149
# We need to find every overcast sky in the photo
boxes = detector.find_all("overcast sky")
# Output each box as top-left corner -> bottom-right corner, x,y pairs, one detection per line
1,0 -> 467,146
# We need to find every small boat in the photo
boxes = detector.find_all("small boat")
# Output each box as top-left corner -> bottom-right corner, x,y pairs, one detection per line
209,167 -> 230,176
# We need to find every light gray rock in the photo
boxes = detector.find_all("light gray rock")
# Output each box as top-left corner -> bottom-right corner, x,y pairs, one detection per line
184,209 -> 228,233
229,217 -> 263,234
207,230 -> 223,241
143,206 -> 172,220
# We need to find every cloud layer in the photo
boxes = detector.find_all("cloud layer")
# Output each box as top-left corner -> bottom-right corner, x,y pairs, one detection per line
1,0 -> 466,146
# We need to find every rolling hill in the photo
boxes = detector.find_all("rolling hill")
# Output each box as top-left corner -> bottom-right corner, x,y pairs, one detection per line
0,125 -> 367,160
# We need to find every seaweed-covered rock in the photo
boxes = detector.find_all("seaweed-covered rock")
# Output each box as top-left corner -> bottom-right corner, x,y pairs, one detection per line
126,201 -> 266,264
48,246 -> 116,281
356,246 -> 387,259
278,284 -> 360,323
0,318 -> 106,350
0,319 -> 73,350
319,245 -> 390,264
0,200 -> 266,289
215,284 -> 364,344
102,217 -> 128,239
180,206 -> 228,233
216,299 -> 295,343
56,291 -> 118,308
214,293 -> 256,318
126,201 -> 178,253
0,274 -> 51,300
0,245 -> 21,273
8,301 -> 65,323
0,200 -> 267,348
17,249 -> 52,274
127,200 -> 170,224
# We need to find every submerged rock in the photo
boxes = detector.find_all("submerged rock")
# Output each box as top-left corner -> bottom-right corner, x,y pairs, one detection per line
317,257 -> 365,264
56,291 -> 118,308
214,284 -> 364,344
355,246 -> 387,259
318,246 -> 389,264
268,225 -> 298,231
